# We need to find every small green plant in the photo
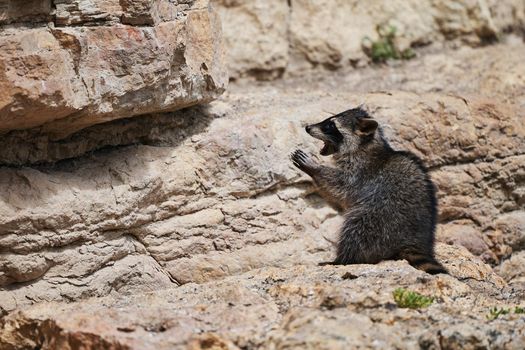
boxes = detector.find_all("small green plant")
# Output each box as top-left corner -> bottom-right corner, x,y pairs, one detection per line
362,24 -> 415,63
487,306 -> 525,320
393,288 -> 434,309
487,307 -> 510,320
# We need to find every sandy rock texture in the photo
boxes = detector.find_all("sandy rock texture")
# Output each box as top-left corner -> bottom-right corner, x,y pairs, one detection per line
214,0 -> 525,79
496,250 -> 525,292
1,41 -> 524,316
0,0 -> 227,139
0,245 -> 523,349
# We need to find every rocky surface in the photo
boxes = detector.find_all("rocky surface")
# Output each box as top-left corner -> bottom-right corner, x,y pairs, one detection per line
496,250 -> 525,292
0,0 -> 53,25
213,0 -> 289,80
0,0 -> 227,139
1,2 -> 525,348
1,244 -> 523,349
214,0 -> 525,79
1,41 -> 524,316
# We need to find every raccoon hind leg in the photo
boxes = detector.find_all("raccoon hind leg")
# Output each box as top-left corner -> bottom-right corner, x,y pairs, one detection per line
400,250 -> 447,275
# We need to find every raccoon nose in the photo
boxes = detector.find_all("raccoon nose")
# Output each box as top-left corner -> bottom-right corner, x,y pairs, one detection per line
305,125 -> 312,133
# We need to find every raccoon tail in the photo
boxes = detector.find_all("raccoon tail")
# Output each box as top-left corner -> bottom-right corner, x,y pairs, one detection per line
402,252 -> 448,275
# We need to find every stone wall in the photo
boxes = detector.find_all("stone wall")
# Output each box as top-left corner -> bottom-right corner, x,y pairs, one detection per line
214,0 -> 525,79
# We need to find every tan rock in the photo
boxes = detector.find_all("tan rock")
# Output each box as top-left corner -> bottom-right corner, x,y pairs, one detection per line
288,0 -> 435,71
437,223 -> 494,261
488,0 -> 525,31
1,4 -> 524,348
54,0 -> 206,26
2,41 -> 524,165
54,0 -> 122,25
213,0 -> 289,80
0,0 -> 52,25
495,251 -> 525,290
120,0 -> 191,25
0,249 -> 521,349
0,28 -> 89,132
0,0 -> 227,139
495,211 -> 525,252
436,244 -> 506,289
1,43 -> 524,313
213,0 -> 523,78
433,155 -> 525,260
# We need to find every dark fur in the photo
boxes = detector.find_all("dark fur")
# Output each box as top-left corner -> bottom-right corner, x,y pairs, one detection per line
291,108 -> 446,274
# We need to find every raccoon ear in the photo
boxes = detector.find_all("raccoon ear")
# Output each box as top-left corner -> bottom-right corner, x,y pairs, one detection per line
356,118 -> 378,136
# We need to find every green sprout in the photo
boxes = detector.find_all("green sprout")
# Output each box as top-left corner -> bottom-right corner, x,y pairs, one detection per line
487,306 -> 525,320
363,24 -> 416,63
487,307 -> 510,320
393,288 -> 434,309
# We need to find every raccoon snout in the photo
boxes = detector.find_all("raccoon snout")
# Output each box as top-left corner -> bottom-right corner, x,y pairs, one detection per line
305,125 -> 312,134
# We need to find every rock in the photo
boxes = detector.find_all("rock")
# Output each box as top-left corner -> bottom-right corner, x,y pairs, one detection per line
436,244 -> 505,290
1,3 -> 523,348
0,247 -> 521,349
54,0 -> 204,26
0,0 -> 52,25
437,223 -> 495,262
495,211 -> 525,252
213,0 -> 525,79
495,251 -> 525,291
214,0 -> 289,80
1,42 -> 524,312
55,0 -> 191,26
488,0 -> 525,32
120,0 -> 194,26
54,0 -> 122,25
0,0 -> 227,139
2,41 -> 524,165
288,0 -> 434,71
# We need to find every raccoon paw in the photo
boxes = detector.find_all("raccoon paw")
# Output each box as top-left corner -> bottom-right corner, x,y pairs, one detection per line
291,149 -> 317,173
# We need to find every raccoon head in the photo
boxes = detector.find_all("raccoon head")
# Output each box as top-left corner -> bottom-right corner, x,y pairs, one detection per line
305,107 -> 379,156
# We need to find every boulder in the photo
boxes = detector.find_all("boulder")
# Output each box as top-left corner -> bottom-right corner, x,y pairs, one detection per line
0,0 -> 227,139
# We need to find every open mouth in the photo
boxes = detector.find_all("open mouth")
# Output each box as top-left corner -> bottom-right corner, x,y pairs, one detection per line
320,141 -> 337,156
305,126 -> 339,156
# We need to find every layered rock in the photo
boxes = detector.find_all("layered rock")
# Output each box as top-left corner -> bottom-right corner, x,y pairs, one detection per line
0,0 -> 52,25
1,2 -> 524,349
0,0 -> 227,139
214,0 -> 525,79
1,42 -> 524,313
0,245 -> 523,349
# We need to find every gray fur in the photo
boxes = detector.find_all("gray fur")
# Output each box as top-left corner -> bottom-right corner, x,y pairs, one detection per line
291,108 -> 446,274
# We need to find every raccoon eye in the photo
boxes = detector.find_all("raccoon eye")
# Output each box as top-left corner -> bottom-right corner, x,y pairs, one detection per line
323,121 -> 335,132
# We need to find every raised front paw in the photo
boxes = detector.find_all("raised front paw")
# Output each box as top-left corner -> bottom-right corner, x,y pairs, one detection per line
291,149 -> 318,175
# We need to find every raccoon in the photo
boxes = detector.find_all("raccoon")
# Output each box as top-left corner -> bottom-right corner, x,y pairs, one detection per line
291,107 -> 446,274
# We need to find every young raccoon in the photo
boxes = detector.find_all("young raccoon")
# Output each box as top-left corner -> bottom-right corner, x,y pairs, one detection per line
291,107 -> 446,274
